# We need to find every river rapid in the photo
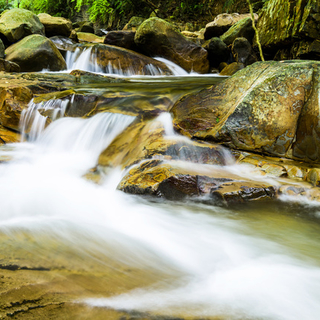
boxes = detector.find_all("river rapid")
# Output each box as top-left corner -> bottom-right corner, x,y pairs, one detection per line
0,56 -> 320,320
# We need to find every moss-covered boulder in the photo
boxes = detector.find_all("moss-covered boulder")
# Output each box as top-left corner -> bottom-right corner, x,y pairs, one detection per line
0,8 -> 44,43
256,0 -> 319,54
5,34 -> 66,72
171,61 -> 320,163
204,13 -> 257,40
38,13 -> 72,37
91,44 -> 173,75
220,17 -> 255,46
202,37 -> 230,68
134,17 -> 209,74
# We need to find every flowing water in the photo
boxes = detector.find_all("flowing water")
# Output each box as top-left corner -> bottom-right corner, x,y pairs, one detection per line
1,71 -> 320,319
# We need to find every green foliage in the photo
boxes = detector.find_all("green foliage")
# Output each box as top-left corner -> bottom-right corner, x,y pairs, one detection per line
0,0 -> 14,13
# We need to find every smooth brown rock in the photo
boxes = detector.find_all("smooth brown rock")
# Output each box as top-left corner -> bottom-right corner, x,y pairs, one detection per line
77,32 -> 104,43
219,62 -> 244,75
104,30 -> 138,51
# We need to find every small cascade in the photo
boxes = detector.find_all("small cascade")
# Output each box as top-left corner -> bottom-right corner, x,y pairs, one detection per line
20,98 -> 70,142
66,47 -> 103,73
37,112 -> 135,156
155,112 -> 234,165
65,46 -> 167,76
154,57 -> 189,75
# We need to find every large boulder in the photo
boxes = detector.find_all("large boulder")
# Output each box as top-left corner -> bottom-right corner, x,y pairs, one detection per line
5,34 -> 67,72
118,159 -> 277,204
38,13 -> 72,37
104,30 -> 138,52
91,44 -> 173,75
231,37 -> 257,66
0,8 -> 44,43
202,37 -> 230,68
204,13 -> 258,40
256,0 -> 319,54
134,17 -> 209,74
99,118 -> 229,170
171,61 -> 320,163
220,17 -> 255,46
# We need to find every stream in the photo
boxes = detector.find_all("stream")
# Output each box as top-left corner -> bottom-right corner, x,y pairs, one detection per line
0,52 -> 320,320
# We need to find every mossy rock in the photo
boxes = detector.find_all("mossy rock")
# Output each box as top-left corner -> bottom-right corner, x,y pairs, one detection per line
5,34 -> 66,72
172,60 -> 320,163
135,17 -> 209,74
0,8 -> 44,43
38,13 -> 72,38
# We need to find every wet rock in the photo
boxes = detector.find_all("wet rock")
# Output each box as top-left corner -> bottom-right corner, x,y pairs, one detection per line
220,17 -> 255,46
0,8 -> 45,44
0,86 -> 33,131
74,21 -> 94,33
231,37 -> 257,66
134,17 -> 209,74
98,118 -> 229,170
118,159 -> 277,204
0,59 -> 20,72
202,37 -> 230,68
50,36 -> 77,52
256,0 -> 320,54
104,30 -> 138,52
77,32 -> 104,43
92,44 -> 173,75
219,62 -> 244,75
204,13 -> 258,40
306,169 -> 320,187
0,125 -> 20,144
123,16 -> 145,31
290,40 -> 320,60
38,13 -> 72,37
5,34 -> 67,72
171,61 -> 317,160
0,39 -> 4,59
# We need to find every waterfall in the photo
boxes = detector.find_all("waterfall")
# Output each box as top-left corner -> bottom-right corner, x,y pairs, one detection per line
65,46 -> 166,76
20,98 -> 70,141
1,79 -> 320,320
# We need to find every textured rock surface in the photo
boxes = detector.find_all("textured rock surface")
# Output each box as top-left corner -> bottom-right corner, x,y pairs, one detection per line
220,17 -> 254,45
118,159 -> 277,204
204,13 -> 258,40
5,34 -> 67,72
256,0 -> 319,52
104,30 -> 138,51
92,43 -> 173,75
38,13 -> 72,38
172,61 -> 320,163
0,8 -> 44,43
135,17 -> 209,73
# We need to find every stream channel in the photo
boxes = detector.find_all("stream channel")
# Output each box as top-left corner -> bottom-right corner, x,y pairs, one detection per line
0,49 -> 320,320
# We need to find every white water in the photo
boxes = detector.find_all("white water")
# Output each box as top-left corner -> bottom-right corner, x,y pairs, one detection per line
1,110 -> 320,319
65,46 -> 171,76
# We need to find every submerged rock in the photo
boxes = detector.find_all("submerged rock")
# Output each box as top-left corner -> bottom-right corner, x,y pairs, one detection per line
172,60 -> 320,163
134,17 -> 209,74
0,8 -> 44,43
5,34 -> 67,72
